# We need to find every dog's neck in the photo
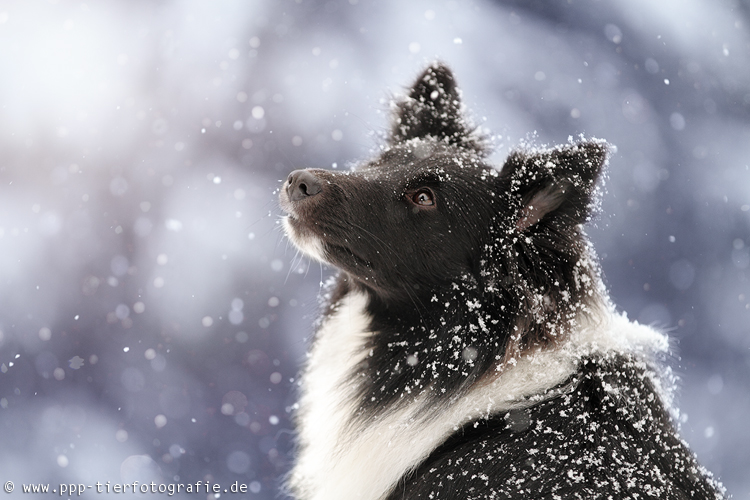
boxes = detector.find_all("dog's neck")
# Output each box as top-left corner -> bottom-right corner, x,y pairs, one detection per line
288,288 -> 670,500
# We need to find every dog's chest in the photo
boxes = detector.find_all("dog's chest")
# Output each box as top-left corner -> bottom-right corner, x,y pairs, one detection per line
290,291 -> 446,500
290,291 -> 373,497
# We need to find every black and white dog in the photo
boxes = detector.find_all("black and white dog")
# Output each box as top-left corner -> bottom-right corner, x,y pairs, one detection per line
279,63 -> 725,500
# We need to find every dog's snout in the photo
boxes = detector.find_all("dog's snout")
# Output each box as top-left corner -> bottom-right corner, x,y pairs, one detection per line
287,169 -> 323,202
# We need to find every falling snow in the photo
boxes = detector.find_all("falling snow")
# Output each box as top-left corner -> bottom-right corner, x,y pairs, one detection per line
0,1 -> 747,499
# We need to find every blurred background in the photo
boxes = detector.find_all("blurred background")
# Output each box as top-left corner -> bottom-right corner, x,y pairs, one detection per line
0,0 -> 748,497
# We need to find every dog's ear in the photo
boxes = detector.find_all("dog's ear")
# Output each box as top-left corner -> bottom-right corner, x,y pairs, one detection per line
390,63 -> 483,153
500,141 -> 609,231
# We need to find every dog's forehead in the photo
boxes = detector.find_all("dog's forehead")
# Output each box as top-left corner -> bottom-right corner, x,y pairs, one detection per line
358,140 -> 492,184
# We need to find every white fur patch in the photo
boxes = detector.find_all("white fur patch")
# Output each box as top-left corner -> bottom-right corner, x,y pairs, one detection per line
290,291 -> 373,498
283,216 -> 327,262
290,297 -> 670,500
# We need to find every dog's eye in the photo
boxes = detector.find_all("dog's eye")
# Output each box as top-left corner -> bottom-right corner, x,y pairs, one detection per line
412,189 -> 435,206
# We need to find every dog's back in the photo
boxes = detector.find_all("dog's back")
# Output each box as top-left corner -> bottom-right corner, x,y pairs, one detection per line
280,63 -> 725,500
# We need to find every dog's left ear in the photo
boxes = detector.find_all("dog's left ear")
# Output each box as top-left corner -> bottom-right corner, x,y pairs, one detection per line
390,63 -> 483,153
500,141 -> 609,231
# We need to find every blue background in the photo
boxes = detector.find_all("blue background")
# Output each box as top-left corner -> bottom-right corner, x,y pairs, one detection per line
0,0 -> 748,497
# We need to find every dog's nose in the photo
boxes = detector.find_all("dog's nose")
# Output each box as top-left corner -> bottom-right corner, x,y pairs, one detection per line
286,169 -> 322,201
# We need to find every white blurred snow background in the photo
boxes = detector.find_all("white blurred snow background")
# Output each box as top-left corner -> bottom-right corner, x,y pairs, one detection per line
0,0 -> 749,497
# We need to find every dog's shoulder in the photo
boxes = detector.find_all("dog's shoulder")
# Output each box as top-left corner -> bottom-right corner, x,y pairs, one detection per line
387,352 -> 724,500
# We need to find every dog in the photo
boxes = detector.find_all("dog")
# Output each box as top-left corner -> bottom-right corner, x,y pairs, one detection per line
279,63 -> 725,500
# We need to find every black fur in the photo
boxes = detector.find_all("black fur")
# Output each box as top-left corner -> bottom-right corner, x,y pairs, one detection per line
281,63 -> 724,499
386,355 -> 719,499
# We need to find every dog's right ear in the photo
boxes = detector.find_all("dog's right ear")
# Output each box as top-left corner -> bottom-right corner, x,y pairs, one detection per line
390,63 -> 484,154
500,141 -> 609,232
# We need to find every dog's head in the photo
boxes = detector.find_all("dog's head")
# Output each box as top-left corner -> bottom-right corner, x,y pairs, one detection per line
280,63 -> 608,330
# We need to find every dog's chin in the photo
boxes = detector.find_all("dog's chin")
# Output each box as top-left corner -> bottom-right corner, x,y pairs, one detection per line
283,216 -> 328,263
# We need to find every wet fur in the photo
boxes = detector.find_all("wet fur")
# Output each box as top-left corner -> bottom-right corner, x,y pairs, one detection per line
280,63 -> 725,500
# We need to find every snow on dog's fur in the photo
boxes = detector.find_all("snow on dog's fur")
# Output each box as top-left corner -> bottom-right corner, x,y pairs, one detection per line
279,63 -> 725,500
